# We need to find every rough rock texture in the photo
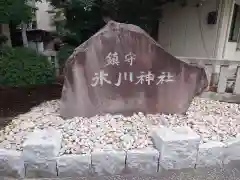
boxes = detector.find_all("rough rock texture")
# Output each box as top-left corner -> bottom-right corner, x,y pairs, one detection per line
223,136 -> 240,165
22,128 -> 62,178
91,149 -> 126,176
126,147 -> 159,174
22,128 -> 62,161
25,160 -> 57,178
196,141 -> 225,168
151,126 -> 200,170
0,149 -> 24,178
60,20 -> 208,118
57,154 -> 91,177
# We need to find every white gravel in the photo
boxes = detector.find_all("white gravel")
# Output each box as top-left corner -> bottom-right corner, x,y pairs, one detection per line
0,97 -> 240,155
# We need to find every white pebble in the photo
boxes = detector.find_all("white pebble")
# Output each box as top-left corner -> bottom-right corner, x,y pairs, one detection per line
1,98 -> 240,154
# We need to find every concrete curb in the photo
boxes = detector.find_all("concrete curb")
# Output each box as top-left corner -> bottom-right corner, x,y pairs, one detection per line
1,127 -> 240,178
200,92 -> 240,104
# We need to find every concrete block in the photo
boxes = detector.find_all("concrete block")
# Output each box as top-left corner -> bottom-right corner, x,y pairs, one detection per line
25,159 -> 57,178
151,126 -> 200,170
23,128 -> 62,162
0,149 -> 24,178
196,141 -> 225,168
126,147 -> 159,174
91,149 -> 126,176
223,160 -> 240,178
223,136 -> 240,164
57,154 -> 91,177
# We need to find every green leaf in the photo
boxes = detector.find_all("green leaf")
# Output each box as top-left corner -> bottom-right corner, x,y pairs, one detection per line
0,46 -> 55,87
46,0 -> 174,44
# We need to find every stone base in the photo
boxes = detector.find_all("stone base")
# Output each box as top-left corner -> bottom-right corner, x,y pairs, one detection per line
126,148 -> 159,174
223,160 -> 240,178
91,149 -> 126,176
200,92 -> 240,103
0,149 -> 24,178
57,154 -> 91,177
25,160 -> 58,178
151,126 -> 200,170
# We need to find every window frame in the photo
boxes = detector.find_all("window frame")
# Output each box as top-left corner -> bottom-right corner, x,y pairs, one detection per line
229,4 -> 240,42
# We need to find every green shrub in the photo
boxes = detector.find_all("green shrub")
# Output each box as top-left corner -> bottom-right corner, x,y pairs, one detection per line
0,46 -> 55,87
57,44 -> 75,71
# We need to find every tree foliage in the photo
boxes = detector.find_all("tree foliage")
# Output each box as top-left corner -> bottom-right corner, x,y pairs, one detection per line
0,45 -> 55,86
0,0 -> 40,24
57,44 -> 75,71
47,0 -> 174,45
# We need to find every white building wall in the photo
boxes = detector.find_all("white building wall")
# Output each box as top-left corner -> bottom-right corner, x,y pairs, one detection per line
158,0 -> 220,58
225,42 -> 240,60
36,0 -> 55,32
158,0 -> 240,61
223,0 -> 240,60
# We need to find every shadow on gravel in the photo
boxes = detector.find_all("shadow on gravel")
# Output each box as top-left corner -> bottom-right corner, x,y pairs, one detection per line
0,84 -> 62,128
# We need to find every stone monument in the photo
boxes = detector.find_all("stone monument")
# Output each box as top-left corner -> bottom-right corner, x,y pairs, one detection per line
60,21 -> 208,118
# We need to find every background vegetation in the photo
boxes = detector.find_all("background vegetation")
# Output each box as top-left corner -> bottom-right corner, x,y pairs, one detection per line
47,0 -> 177,45
0,46 -> 55,87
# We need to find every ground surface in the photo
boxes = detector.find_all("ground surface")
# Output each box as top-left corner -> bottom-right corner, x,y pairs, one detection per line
1,85 -> 240,179
1,164 -> 240,179
0,84 -> 62,127
1,85 -> 240,153
22,166 -> 240,180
